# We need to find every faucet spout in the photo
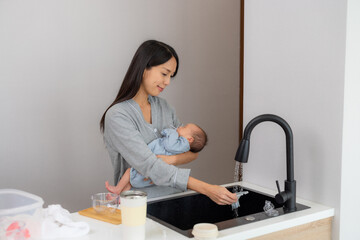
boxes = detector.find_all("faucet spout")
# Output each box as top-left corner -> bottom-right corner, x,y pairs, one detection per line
235,114 -> 296,212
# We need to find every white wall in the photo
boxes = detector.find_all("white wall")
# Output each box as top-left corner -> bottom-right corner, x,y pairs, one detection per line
0,0 -> 240,212
243,0 -> 347,239
339,0 -> 360,238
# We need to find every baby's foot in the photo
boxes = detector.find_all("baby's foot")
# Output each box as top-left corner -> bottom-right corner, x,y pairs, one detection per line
105,181 -> 121,195
123,182 -> 132,192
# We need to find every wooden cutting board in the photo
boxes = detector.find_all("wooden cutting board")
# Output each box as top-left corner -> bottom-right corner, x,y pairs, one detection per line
78,207 -> 122,225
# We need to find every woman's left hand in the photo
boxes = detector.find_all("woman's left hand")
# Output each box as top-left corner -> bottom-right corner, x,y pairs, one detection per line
157,151 -> 198,166
157,155 -> 176,165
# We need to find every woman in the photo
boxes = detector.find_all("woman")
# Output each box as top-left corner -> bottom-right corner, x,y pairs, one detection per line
100,40 -> 237,205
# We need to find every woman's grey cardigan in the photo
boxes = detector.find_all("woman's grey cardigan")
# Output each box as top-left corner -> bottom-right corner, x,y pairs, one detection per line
104,96 -> 191,198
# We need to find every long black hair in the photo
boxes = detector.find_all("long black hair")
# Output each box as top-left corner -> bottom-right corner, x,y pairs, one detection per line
100,40 -> 179,132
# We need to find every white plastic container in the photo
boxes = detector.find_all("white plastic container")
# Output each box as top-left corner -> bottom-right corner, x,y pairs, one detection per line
0,189 -> 44,217
192,223 -> 219,240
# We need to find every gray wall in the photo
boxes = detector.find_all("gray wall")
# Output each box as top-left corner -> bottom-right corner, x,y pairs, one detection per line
0,0 -> 240,212
242,0 -> 347,239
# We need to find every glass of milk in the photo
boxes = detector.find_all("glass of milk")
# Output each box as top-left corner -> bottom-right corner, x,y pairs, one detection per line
120,190 -> 147,240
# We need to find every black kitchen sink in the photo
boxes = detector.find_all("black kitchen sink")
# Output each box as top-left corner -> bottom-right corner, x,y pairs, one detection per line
147,185 -> 309,238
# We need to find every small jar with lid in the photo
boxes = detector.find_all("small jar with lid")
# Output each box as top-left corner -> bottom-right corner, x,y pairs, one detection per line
192,223 -> 219,240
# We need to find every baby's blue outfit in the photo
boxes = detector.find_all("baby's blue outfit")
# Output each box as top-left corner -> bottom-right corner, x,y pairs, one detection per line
130,128 -> 190,188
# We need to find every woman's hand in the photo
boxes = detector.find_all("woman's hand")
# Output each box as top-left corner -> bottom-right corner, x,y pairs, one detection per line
157,151 -> 198,166
187,177 -> 237,205
205,185 -> 238,205
157,155 -> 176,165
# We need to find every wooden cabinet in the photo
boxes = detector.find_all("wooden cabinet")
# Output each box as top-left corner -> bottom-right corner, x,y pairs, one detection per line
250,217 -> 332,240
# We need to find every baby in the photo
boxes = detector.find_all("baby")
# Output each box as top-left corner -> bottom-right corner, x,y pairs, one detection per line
105,123 -> 207,194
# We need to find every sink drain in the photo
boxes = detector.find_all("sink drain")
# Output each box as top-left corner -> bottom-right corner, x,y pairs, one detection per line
245,216 -> 255,221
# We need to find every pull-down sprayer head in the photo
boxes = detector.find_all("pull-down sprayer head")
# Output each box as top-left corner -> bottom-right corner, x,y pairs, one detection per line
234,139 -> 249,163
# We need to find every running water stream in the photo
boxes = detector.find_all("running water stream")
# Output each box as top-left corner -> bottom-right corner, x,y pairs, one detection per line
232,161 -> 242,217
233,161 -> 241,191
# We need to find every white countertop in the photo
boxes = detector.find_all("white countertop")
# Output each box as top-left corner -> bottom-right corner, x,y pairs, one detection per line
70,182 -> 334,240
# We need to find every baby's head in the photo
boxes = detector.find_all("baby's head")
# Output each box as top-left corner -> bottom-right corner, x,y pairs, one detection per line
177,123 -> 208,153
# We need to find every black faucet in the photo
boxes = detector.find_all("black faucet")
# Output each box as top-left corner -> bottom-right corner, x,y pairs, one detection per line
235,114 -> 296,212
